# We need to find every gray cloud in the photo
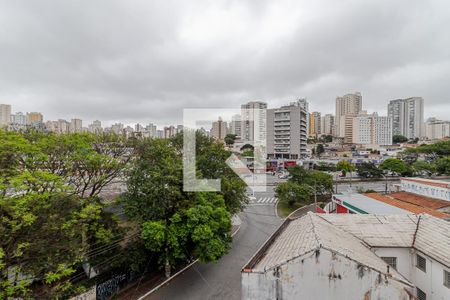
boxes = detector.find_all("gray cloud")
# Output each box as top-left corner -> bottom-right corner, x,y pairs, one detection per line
0,0 -> 449,126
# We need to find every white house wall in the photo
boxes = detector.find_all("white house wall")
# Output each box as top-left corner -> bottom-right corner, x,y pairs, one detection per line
372,248 -> 450,300
242,248 -> 412,300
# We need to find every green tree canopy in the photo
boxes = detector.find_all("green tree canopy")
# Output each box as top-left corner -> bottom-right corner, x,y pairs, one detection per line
336,160 -> 356,172
436,157 -> 450,175
380,158 -> 407,175
0,130 -> 125,298
224,134 -> 237,146
315,144 -> 325,157
412,160 -> 436,177
393,135 -> 408,144
356,162 -> 383,178
275,182 -> 313,207
287,166 -> 333,196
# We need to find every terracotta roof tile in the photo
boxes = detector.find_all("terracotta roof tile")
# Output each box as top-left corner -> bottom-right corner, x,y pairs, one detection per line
364,193 -> 450,219
390,192 -> 450,209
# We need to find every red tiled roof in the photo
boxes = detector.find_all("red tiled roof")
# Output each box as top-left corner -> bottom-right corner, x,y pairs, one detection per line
364,193 -> 450,219
390,192 -> 450,210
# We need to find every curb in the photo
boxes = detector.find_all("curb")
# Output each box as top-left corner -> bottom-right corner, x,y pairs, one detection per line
274,200 -> 281,219
136,223 -> 241,300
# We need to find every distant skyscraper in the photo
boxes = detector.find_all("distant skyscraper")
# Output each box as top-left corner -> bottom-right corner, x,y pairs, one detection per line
0,104 -> 12,127
111,123 -> 124,135
10,112 -> 27,131
26,112 -> 44,127
309,112 -> 321,137
321,114 -> 335,136
230,114 -> 242,140
70,118 -> 82,133
176,125 -> 183,132
335,92 -> 363,136
146,123 -> 157,137
267,99 -> 309,159
211,117 -> 228,140
241,101 -> 267,142
388,97 -> 424,139
135,123 -> 144,132
163,125 -> 176,138
58,119 -> 70,134
88,120 -> 103,134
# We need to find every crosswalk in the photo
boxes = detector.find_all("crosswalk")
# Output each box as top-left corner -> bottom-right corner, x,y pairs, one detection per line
249,197 -> 278,205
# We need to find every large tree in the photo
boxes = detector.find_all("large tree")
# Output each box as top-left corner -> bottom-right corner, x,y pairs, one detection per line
275,182 -> 313,207
0,130 -> 125,298
357,162 -> 383,178
380,158 -> 407,175
436,157 -> 450,175
287,166 -> 333,196
122,135 -> 240,274
393,135 -> 408,144
336,160 -> 356,173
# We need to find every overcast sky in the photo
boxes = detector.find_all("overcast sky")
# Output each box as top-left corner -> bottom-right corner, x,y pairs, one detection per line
1,0 -> 449,126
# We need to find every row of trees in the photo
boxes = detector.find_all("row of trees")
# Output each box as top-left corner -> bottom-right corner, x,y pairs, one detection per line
0,130 -> 129,298
0,130 -> 245,298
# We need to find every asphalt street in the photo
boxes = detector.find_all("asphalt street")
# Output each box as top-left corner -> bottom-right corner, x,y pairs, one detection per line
143,189 -> 281,300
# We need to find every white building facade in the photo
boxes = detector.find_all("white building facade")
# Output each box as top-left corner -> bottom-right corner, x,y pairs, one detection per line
425,118 -> 450,140
388,97 -> 424,139
352,114 -> 393,146
242,213 -> 450,300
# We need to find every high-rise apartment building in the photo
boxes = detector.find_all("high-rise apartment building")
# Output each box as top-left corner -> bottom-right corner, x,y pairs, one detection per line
10,112 -> 27,130
163,125 -> 176,138
0,104 -> 12,127
146,123 -> 157,137
241,101 -> 267,142
352,114 -> 392,145
335,92 -> 363,136
229,114 -> 242,140
176,125 -> 183,134
135,123 -> 144,132
388,97 -> 424,139
321,114 -> 335,136
58,119 -> 70,134
26,112 -> 43,124
309,112 -> 321,137
111,123 -> 124,135
88,120 -> 103,134
425,118 -> 450,140
211,117 -> 228,140
70,118 -> 82,133
267,99 -> 308,159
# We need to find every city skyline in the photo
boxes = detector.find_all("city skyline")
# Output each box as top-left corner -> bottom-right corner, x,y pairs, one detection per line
1,1 -> 449,125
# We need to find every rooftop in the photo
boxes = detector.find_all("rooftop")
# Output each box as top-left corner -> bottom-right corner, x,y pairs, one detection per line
364,193 -> 450,219
245,213 -> 412,286
390,192 -> 450,210
401,177 -> 450,188
244,213 -> 450,276
333,193 -> 410,215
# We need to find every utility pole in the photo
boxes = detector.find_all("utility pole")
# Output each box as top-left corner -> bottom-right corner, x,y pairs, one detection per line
314,180 -> 318,211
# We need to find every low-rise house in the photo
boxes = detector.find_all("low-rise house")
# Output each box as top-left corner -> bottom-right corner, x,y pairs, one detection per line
242,213 -> 450,300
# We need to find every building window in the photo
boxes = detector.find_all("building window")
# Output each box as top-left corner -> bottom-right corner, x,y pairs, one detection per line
381,257 -> 397,270
444,270 -> 450,289
417,288 -> 426,300
416,254 -> 426,272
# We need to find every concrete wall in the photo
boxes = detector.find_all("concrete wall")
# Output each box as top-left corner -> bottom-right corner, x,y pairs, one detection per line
372,247 -> 450,300
242,248 -> 412,300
